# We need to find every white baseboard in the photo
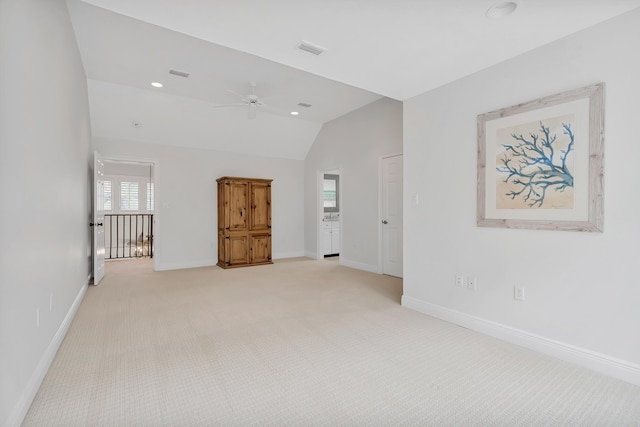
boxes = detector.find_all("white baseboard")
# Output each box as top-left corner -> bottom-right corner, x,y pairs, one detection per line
157,253 -> 308,271
401,295 -> 640,387
155,259 -> 215,271
157,253 -> 308,270
273,251 -> 305,259
6,278 -> 89,427
340,258 -> 380,274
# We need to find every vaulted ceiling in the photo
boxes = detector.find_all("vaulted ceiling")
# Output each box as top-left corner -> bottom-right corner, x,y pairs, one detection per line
67,0 -> 640,159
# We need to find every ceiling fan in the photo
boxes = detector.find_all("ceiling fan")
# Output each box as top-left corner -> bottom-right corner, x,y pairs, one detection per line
212,81 -> 266,119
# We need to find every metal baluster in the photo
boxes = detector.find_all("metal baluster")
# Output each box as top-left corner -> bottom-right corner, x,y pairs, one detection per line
134,214 -> 138,257
116,215 -> 119,258
108,215 -> 112,259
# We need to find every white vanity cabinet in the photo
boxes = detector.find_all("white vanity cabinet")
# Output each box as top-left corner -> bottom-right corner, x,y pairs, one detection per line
322,220 -> 340,256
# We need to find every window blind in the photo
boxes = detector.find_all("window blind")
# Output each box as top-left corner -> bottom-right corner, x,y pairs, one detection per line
120,181 -> 139,211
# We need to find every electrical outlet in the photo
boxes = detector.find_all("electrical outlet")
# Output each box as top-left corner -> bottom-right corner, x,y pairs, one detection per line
514,286 -> 525,301
455,273 -> 465,288
468,277 -> 477,291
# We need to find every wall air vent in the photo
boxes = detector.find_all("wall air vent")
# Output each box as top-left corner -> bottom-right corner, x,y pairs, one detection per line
297,41 -> 326,56
169,69 -> 190,78
297,102 -> 312,108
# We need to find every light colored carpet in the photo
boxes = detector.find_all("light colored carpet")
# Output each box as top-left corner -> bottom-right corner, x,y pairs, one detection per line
23,258 -> 640,426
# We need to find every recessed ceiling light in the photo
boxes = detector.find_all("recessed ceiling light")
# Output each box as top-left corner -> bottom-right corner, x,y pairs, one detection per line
486,2 -> 517,19
290,111 -> 299,116
151,82 -> 163,88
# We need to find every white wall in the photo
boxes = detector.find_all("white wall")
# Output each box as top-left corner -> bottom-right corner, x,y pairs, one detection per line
93,137 -> 305,270
304,98 -> 403,272
403,9 -> 640,383
0,0 -> 93,425
104,160 -> 152,177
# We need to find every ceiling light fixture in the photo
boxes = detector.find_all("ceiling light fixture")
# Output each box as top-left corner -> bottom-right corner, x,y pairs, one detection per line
169,69 -> 190,78
151,82 -> 163,88
290,111 -> 299,116
486,1 -> 518,19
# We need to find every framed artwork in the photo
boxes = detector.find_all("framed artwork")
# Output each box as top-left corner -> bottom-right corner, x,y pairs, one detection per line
477,83 -> 604,232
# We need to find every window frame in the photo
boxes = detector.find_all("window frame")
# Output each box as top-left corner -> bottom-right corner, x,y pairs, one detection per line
103,174 -> 154,214
323,174 -> 339,213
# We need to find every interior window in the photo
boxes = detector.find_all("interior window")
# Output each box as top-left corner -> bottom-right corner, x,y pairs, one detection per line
104,180 -> 112,211
120,181 -> 139,211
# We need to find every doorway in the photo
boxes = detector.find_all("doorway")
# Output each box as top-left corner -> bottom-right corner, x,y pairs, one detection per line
381,154 -> 403,277
317,169 -> 341,260
93,154 -> 157,284
103,160 -> 155,261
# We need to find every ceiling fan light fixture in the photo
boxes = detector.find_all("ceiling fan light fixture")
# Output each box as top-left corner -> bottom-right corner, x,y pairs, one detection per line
213,82 -> 266,119
486,1 -> 518,19
298,40 -> 326,56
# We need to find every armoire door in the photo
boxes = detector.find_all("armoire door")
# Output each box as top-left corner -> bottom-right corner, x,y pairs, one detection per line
228,181 -> 249,231
227,234 -> 249,266
250,234 -> 271,264
250,182 -> 271,231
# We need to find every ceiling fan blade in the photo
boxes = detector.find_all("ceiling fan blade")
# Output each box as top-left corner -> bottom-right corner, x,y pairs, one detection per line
211,102 -> 247,108
226,89 -> 246,100
214,82 -> 269,119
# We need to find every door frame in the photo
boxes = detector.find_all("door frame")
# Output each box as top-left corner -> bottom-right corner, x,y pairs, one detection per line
95,154 -> 160,271
378,153 -> 403,276
93,152 -> 106,285
316,167 -> 342,260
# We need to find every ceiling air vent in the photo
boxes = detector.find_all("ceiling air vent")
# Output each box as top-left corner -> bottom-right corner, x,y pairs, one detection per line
297,102 -> 312,108
297,40 -> 326,56
169,69 -> 190,78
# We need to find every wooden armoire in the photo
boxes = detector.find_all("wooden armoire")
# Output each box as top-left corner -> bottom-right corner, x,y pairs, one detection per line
216,176 -> 272,269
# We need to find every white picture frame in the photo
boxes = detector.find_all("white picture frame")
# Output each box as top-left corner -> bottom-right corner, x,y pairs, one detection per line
477,83 -> 604,232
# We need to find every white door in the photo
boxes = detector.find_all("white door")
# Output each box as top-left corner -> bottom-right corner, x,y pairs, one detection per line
382,155 -> 403,277
92,152 -> 106,285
